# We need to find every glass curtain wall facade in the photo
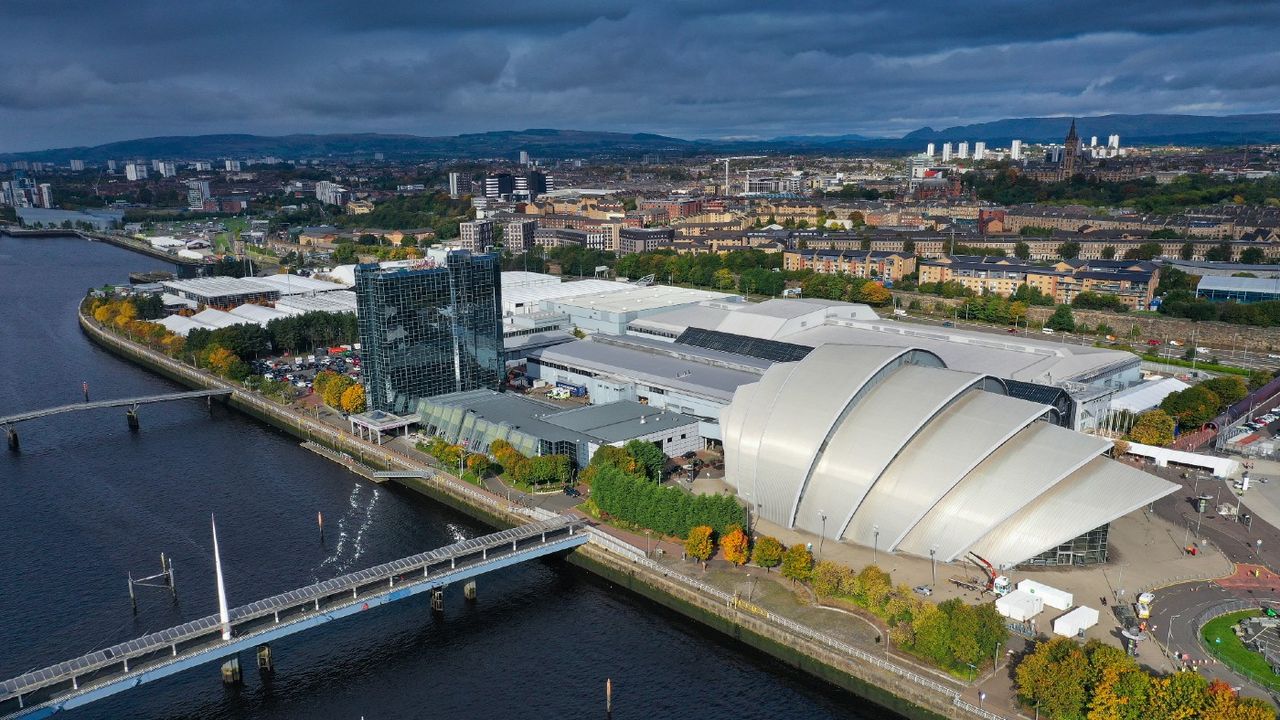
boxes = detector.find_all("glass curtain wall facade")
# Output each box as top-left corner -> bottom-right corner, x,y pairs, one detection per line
1020,524 -> 1110,567
356,251 -> 503,414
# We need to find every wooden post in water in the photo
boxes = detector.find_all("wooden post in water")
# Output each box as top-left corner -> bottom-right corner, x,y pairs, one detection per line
128,572 -> 137,613
606,678 -> 612,718
317,511 -> 324,543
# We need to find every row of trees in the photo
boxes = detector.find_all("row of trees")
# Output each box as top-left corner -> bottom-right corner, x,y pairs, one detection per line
313,370 -> 365,413
590,461 -> 746,538
805,559 -> 1008,674
966,164 -> 1280,215
1015,636 -> 1272,720
800,273 -> 892,306
183,310 -> 357,359
331,192 -> 472,239
487,438 -> 572,489
1159,376 -> 1248,429
1127,409 -> 1177,446
682,524 -> 800,575
613,249 -> 788,291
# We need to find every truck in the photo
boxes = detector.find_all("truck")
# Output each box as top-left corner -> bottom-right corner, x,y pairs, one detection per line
967,552 -> 1011,596
1136,592 -> 1154,620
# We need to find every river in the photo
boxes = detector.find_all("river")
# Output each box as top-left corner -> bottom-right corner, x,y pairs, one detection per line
0,233 -> 899,720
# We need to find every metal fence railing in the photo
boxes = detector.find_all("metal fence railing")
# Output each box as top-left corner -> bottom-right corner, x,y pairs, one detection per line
1194,600 -> 1280,696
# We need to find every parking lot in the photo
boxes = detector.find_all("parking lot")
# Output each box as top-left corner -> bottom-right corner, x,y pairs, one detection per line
251,348 -> 362,394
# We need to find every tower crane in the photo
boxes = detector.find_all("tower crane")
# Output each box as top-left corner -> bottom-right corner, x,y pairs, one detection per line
714,156 -> 765,196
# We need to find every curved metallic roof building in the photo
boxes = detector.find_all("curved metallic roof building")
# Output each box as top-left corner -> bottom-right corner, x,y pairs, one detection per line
721,345 -> 1177,567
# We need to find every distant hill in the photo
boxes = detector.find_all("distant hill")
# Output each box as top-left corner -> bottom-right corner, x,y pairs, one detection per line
5,113 -> 1280,161
0,129 -> 698,162
901,113 -> 1280,145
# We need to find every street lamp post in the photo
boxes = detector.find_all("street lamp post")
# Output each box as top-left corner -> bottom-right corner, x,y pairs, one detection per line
1167,613 -> 1182,660
873,525 -> 880,565
930,546 -> 937,588
818,511 -> 827,560
1258,539 -> 1264,559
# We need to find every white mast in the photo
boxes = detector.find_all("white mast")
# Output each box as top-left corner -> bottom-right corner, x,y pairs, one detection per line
211,514 -> 231,641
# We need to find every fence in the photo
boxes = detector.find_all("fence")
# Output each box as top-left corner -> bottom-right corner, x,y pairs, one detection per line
1195,599 -> 1280,696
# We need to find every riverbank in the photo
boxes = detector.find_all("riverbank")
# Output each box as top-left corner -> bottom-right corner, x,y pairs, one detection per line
78,310 -> 1010,720
0,227 -> 208,269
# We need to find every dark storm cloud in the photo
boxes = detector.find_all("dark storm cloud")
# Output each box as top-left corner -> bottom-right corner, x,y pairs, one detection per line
2,0 -> 1279,151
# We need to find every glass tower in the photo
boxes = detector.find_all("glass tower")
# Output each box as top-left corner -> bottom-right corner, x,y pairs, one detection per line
355,250 -> 503,414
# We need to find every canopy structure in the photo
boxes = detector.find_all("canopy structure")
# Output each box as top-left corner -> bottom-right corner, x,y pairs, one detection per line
721,344 -> 1178,567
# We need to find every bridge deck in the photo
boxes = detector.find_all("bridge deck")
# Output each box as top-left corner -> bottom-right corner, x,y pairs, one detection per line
0,389 -> 231,426
0,515 -> 584,716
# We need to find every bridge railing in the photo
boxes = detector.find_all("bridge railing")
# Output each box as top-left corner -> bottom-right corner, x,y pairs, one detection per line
1,515 -> 582,705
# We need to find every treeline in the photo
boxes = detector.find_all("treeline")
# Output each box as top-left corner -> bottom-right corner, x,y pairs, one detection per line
966,163 -> 1280,214
184,311 -> 357,358
1016,636 -> 1273,720
799,273 -> 892,305
589,460 -> 745,538
614,248 -> 789,296
333,192 -> 472,239
419,437 -> 572,489
1160,376 -> 1247,429
313,370 -> 365,413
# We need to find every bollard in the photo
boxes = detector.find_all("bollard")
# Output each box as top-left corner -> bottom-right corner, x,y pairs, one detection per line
221,656 -> 242,685
256,644 -> 273,674
431,589 -> 444,613
126,409 -> 139,430
464,581 -> 477,602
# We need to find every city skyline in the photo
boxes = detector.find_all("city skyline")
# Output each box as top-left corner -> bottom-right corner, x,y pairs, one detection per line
3,1 -> 1280,152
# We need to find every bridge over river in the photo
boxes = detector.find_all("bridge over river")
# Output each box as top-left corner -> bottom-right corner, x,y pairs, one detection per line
0,514 -> 586,719
1,389 -> 231,450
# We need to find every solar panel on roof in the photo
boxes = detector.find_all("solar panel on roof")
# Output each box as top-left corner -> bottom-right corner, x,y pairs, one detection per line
675,327 -> 813,363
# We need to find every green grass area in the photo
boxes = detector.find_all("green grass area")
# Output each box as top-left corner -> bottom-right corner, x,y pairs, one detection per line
1200,610 -> 1280,691
1138,353 -> 1252,377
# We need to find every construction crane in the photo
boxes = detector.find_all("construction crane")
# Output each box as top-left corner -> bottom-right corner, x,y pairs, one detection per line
965,552 -> 1011,596
715,156 -> 765,196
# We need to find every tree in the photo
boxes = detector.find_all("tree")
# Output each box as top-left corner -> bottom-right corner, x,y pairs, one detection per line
856,282 -> 892,306
1146,671 -> 1207,720
333,244 -> 358,264
1180,242 -> 1196,261
811,560 -> 854,597
751,536 -> 784,571
1201,376 -> 1248,406
1101,245 -> 1116,260
1241,247 -> 1266,265
1111,439 -> 1130,458
340,383 -> 366,413
1151,228 -> 1182,239
1127,409 -> 1175,446
322,374 -> 355,408
1087,664 -> 1149,720
1122,242 -> 1162,261
1047,305 -> 1076,332
911,604 -> 953,665
712,267 -> 736,290
721,526 -> 749,565
780,543 -> 813,583
623,439 -> 666,482
1014,241 -> 1031,260
1015,637 -> 1090,720
1160,385 -> 1221,428
685,525 -> 715,566
1057,241 -> 1081,260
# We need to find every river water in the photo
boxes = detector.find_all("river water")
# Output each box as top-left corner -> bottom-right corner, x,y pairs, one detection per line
0,234 -> 900,720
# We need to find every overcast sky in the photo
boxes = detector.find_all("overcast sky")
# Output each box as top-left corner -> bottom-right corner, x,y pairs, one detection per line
3,1 -> 1279,152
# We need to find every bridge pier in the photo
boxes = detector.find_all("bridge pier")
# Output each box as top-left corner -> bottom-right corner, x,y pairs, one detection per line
126,409 -> 139,431
431,589 -> 444,613
464,581 -> 477,602
6,427 -> 17,452
256,644 -> 273,675
220,656 -> 242,685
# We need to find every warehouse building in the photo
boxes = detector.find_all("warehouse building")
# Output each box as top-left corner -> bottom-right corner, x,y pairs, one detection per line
160,277 -> 281,309
721,344 -> 1177,568
541,285 -> 741,335
415,392 -> 700,467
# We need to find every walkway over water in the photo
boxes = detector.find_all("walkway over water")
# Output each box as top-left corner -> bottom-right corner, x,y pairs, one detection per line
0,514 -> 586,719
0,389 -> 231,426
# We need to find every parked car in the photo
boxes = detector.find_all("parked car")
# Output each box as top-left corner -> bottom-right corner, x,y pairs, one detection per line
1147,339 -> 1161,346
913,585 -> 934,597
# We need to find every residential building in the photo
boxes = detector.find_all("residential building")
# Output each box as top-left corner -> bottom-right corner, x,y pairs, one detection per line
534,227 -> 587,249
619,227 -> 676,255
37,183 -> 52,209
1010,140 -> 1023,160
354,248 -> 504,414
918,256 -> 1159,309
448,172 -> 463,198
485,173 -> 514,199
503,219 -> 537,252
159,162 -> 177,178
69,160 -> 85,172
782,249 -> 917,282
186,180 -> 211,210
224,160 -> 242,172
459,219 -> 495,253
125,163 -> 148,181
941,143 -> 953,162
315,181 -> 349,206
973,142 -> 986,160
